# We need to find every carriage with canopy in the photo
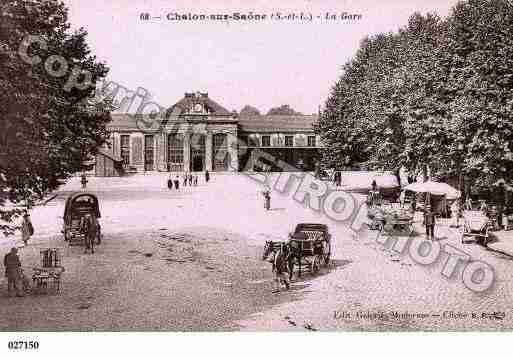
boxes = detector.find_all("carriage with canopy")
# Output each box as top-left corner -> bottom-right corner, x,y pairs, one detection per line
62,192 -> 101,247
287,223 -> 332,276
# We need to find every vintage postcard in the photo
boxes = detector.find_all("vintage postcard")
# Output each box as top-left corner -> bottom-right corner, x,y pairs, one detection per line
1,0 -> 513,350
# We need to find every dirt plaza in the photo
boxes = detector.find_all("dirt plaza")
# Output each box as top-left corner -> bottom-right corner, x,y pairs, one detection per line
1,173 -> 512,331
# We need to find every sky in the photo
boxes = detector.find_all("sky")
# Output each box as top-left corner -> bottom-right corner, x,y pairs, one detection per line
62,0 -> 460,114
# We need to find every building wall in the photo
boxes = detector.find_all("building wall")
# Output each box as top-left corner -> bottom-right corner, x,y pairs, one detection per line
105,126 -> 320,173
95,153 -> 124,177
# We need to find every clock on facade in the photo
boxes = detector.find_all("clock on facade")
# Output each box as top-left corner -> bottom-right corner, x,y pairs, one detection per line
194,103 -> 203,113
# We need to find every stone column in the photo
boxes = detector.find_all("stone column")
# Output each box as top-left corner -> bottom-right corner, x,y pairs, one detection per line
183,132 -> 191,172
130,133 -> 144,171
228,132 -> 239,172
111,132 -> 120,157
156,132 -> 167,171
205,131 -> 213,171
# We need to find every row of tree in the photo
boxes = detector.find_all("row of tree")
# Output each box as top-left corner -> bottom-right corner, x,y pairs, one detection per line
1,0 -> 110,234
317,0 -> 513,189
239,104 -> 303,116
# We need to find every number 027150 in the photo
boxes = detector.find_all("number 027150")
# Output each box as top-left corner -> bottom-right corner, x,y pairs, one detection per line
7,341 -> 39,350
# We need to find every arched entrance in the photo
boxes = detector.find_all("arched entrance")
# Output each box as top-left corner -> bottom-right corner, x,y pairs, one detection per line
190,134 -> 205,171
213,133 -> 229,171
167,133 -> 184,171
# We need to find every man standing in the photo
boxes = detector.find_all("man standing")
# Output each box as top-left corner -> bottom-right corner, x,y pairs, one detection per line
424,206 -> 436,240
174,175 -> 180,190
21,211 -> 33,246
183,172 -> 188,187
80,214 -> 96,254
371,179 -> 378,192
4,247 -> 24,297
263,189 -> 271,211
205,170 -> 210,183
80,174 -> 88,189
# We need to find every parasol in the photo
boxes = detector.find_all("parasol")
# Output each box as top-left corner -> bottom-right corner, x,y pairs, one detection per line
403,180 -> 461,199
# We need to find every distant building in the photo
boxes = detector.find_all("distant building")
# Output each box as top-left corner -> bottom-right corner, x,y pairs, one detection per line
100,92 -> 321,174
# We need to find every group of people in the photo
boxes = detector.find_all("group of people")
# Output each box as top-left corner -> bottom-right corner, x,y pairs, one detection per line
167,170 -> 210,190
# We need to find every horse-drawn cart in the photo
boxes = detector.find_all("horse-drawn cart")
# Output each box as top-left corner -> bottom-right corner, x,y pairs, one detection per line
262,223 -> 332,281
288,223 -> 332,277
62,192 -> 101,249
462,210 -> 491,245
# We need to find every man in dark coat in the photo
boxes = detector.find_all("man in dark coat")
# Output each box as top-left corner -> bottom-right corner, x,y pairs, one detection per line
174,175 -> 180,190
205,170 -> 210,183
80,214 -> 97,254
4,247 -> 24,297
424,206 -> 436,240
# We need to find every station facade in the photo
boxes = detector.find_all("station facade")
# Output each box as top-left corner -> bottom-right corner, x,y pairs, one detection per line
98,92 -> 321,174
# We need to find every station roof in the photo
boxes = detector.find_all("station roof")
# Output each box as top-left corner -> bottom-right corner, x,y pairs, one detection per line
237,115 -> 318,133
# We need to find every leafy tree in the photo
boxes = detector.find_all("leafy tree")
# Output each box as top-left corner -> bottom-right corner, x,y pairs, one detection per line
239,105 -> 261,116
0,0 -> 110,235
318,0 -> 513,189
267,104 -> 302,116
442,0 -> 513,187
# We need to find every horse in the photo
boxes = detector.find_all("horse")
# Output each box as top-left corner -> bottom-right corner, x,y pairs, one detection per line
262,241 -> 294,290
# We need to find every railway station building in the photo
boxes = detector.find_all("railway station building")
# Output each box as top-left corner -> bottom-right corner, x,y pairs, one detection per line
95,92 -> 321,175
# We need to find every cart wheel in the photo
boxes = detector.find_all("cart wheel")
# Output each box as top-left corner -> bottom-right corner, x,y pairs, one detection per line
311,256 -> 320,275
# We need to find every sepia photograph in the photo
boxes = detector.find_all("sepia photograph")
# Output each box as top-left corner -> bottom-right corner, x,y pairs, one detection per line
1,0 -> 513,355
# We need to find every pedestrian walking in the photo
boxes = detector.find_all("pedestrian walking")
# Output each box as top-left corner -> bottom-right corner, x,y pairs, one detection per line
464,197 -> 472,210
371,179 -> 377,192
263,189 -> 271,211
205,170 -> 210,183
424,206 -> 436,240
480,200 -> 488,215
81,174 -> 88,189
4,247 -> 24,297
450,199 -> 462,228
167,174 -> 173,190
399,190 -> 406,208
80,213 -> 96,254
174,176 -> 180,190
183,173 -> 188,187
188,173 -> 193,186
194,175 -> 198,186
21,211 -> 33,246
334,171 -> 341,187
